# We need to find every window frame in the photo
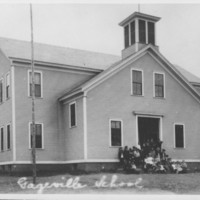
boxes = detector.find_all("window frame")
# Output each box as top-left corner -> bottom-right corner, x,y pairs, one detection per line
6,124 -> 11,151
148,21 -> 155,45
69,101 -> 77,128
174,123 -> 185,149
29,122 -> 44,149
27,70 -> 43,98
139,19 -> 146,44
0,126 -> 4,152
0,78 -> 3,104
6,72 -> 10,100
153,72 -> 165,98
131,68 -> 144,96
109,119 -> 123,148
124,24 -> 130,48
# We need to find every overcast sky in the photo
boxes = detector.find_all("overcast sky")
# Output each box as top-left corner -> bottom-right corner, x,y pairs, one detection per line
0,3 -> 200,77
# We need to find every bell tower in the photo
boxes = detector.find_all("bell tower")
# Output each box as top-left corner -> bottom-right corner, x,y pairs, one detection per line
119,12 -> 161,59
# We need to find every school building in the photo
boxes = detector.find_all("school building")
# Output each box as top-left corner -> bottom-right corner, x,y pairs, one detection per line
0,11 -> 200,172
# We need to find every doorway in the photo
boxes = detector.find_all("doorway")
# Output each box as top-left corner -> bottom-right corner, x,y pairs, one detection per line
138,117 -> 160,145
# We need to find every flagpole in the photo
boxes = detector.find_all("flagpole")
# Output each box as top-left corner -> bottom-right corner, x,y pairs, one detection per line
30,3 -> 37,184
138,4 -> 140,12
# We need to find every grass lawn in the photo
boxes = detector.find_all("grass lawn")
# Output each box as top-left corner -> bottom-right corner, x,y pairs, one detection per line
0,172 -> 200,194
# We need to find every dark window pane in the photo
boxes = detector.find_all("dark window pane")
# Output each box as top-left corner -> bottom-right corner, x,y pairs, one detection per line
7,125 -> 10,150
29,72 -> 41,97
148,22 -> 155,45
0,81 -> 2,103
130,21 -> 135,45
70,103 -> 76,127
175,125 -> 184,148
1,128 -> 3,151
111,121 -> 121,146
155,74 -> 164,97
6,86 -> 10,99
35,84 -> 41,97
124,25 -> 129,48
31,124 -> 42,149
132,70 -> 142,95
139,20 -> 146,43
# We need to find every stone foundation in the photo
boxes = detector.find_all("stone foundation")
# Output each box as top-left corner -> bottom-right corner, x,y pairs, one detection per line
0,161 -> 199,175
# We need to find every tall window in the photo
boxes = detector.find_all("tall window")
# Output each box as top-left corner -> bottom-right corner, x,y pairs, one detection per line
174,124 -> 185,148
148,22 -> 155,45
130,21 -> 135,45
124,25 -> 129,48
139,20 -> 146,43
1,127 -> 3,151
110,120 -> 122,147
7,124 -> 10,150
0,79 -> 3,103
6,73 -> 10,99
132,70 -> 143,96
29,71 -> 42,98
69,102 -> 76,128
30,123 -> 43,149
154,73 -> 164,98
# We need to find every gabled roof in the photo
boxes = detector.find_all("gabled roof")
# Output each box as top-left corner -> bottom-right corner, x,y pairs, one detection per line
174,65 -> 200,84
0,37 -> 120,70
59,44 -> 200,103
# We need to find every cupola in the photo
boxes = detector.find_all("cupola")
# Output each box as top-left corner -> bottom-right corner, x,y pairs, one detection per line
119,12 -> 161,59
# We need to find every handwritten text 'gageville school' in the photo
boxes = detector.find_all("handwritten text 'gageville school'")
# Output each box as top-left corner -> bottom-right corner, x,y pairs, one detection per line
17,175 -> 143,193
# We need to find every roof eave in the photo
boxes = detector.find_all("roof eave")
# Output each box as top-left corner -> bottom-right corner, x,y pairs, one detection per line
10,57 -> 103,73
58,89 -> 83,102
119,12 -> 161,26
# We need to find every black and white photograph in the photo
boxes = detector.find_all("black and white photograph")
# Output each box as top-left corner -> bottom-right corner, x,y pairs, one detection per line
0,0 -> 199,198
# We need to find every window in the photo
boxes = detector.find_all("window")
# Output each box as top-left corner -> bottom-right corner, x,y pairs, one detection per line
154,73 -> 164,98
139,20 -> 146,43
69,102 -> 76,128
0,79 -> 3,103
124,25 -> 129,48
110,120 -> 122,147
174,124 -> 185,148
130,21 -> 135,45
1,127 -> 3,151
6,125 -> 10,150
29,71 -> 42,98
132,70 -> 143,96
30,123 -> 43,149
148,22 -> 155,45
6,73 -> 10,99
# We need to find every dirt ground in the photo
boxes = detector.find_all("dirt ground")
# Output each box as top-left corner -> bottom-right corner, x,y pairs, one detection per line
0,172 -> 200,195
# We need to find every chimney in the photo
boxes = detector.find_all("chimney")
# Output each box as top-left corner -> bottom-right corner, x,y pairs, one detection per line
119,12 -> 161,59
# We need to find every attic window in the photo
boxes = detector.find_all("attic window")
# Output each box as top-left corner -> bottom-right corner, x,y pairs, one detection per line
132,69 -> 143,96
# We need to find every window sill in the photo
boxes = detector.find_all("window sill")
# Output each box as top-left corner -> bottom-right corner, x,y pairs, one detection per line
29,148 -> 44,150
70,125 -> 77,129
174,147 -> 185,150
153,97 -> 166,100
28,96 -> 43,99
109,146 -> 122,148
131,94 -> 144,97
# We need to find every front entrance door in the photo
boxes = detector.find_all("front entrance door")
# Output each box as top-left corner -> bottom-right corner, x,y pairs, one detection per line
138,117 -> 160,145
